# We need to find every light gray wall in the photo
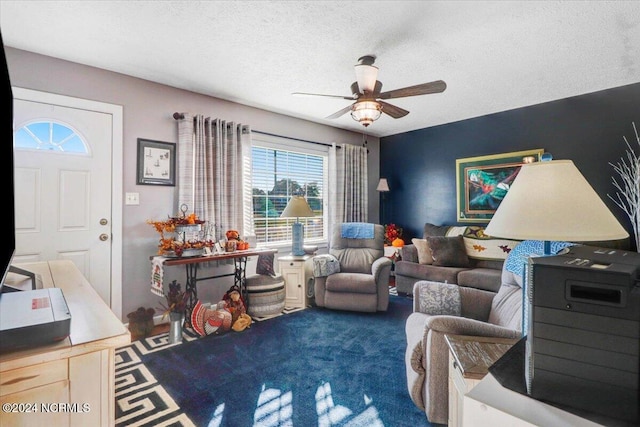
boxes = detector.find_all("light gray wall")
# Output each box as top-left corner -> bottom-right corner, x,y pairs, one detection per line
6,47 -> 381,321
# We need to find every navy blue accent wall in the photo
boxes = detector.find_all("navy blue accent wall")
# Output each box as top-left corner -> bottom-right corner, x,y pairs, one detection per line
380,82 -> 640,247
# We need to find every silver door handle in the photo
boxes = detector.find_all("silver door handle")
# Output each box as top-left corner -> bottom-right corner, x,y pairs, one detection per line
99,233 -> 109,241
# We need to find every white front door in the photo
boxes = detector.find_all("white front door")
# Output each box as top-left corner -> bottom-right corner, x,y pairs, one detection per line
12,89 -> 123,317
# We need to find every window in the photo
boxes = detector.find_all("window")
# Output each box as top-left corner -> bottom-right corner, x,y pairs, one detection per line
14,121 -> 89,154
251,135 -> 328,246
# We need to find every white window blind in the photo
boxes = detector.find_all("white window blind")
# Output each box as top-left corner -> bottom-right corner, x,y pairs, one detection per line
251,136 -> 328,246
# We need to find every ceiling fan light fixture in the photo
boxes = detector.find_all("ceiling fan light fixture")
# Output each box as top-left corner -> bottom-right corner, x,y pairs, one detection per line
354,63 -> 378,93
351,101 -> 382,127
295,55 -> 445,126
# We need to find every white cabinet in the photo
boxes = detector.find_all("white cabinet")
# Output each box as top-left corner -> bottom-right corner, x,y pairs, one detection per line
278,255 -> 313,309
445,334 -> 518,427
0,261 -> 130,427
448,349 -> 482,427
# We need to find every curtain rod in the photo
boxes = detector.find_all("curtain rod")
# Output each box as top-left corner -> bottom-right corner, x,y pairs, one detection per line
172,112 -> 338,149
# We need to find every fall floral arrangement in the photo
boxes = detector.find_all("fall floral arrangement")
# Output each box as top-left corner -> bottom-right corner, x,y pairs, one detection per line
384,223 -> 403,246
158,280 -> 191,318
147,212 -> 213,256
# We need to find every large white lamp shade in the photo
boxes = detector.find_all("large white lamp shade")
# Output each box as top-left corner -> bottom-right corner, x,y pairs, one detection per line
281,196 -> 314,256
485,160 -> 628,243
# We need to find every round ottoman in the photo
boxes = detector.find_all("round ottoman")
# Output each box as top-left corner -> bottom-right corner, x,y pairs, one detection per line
245,274 -> 285,317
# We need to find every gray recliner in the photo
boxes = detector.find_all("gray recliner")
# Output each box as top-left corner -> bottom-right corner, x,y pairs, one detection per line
405,259 -> 523,425
314,223 -> 392,312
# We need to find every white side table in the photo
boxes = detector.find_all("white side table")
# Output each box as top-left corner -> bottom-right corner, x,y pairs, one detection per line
445,334 -> 518,427
278,255 -> 313,309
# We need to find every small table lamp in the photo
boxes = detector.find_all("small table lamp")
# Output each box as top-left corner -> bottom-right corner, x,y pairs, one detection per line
281,196 -> 315,257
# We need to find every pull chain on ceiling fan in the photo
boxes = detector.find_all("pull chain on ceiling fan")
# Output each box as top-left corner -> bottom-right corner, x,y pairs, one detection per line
293,55 -> 447,127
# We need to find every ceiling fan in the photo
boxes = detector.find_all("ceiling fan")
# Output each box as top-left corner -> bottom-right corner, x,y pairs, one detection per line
293,55 -> 446,127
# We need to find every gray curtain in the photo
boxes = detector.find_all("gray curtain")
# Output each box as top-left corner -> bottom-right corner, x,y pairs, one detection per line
176,113 -> 252,241
329,143 -> 368,233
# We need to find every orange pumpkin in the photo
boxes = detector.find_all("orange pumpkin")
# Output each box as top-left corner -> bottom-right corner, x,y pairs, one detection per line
226,230 -> 239,240
391,238 -> 405,247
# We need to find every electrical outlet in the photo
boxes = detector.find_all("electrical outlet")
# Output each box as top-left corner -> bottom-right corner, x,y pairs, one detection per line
125,192 -> 140,205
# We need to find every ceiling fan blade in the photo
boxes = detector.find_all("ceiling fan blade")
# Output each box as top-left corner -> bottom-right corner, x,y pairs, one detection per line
292,92 -> 355,100
378,80 -> 447,100
326,104 -> 354,119
378,100 -> 409,119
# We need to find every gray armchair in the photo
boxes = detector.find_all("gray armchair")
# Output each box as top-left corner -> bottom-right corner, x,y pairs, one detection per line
314,223 -> 392,312
405,261 -> 523,425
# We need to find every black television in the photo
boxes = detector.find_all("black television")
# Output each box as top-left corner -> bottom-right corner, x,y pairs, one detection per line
0,30 -> 15,295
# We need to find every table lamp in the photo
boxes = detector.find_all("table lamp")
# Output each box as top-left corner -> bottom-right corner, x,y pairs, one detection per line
485,156 -> 628,254
281,195 -> 314,257
485,156 -> 633,415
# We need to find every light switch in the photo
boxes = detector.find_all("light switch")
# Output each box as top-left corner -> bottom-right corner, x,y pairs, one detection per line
125,192 -> 140,205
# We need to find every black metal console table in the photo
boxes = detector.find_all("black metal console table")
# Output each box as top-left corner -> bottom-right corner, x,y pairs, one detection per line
152,247 -> 277,323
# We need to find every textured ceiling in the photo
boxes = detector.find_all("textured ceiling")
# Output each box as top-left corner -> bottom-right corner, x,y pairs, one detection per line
1,1 -> 639,137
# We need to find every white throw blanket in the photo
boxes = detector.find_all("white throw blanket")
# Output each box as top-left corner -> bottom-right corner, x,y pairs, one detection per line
312,254 -> 341,277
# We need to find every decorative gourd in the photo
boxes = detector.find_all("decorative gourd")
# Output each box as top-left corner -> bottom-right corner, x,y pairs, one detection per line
226,230 -> 240,240
391,238 -> 405,247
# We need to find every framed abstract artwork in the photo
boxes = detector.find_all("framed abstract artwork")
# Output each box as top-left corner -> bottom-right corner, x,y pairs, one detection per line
456,148 -> 544,223
136,138 -> 176,186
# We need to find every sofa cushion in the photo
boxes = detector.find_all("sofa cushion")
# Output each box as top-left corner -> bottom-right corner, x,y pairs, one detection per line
457,268 -> 502,293
427,235 -> 470,267
475,259 -> 505,270
488,284 -> 522,330
423,223 -> 450,238
485,249 -> 527,331
395,261 -> 468,284
411,238 -> 433,264
325,272 -> 376,294
400,244 -> 419,264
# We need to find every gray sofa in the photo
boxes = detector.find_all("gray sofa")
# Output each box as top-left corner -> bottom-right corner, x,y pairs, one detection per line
395,223 -> 516,295
395,222 -> 632,296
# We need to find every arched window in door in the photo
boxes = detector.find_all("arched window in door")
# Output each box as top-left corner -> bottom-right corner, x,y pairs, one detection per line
14,120 -> 89,155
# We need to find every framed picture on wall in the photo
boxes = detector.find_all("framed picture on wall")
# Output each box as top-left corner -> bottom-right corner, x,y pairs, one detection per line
136,138 -> 176,186
456,148 -> 544,223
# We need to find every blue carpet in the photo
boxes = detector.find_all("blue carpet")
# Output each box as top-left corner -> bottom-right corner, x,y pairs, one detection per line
140,295 -> 432,427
